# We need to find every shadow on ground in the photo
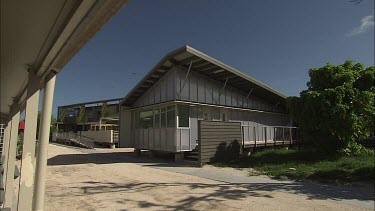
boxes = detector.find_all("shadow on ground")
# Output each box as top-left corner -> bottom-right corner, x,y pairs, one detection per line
47,149 -> 375,207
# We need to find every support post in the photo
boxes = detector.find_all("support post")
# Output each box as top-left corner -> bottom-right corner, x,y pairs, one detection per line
17,74 -> 40,211
33,74 -> 56,211
215,78 -> 228,104
3,109 -> 20,209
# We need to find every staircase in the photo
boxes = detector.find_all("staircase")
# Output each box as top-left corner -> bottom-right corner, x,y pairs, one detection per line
55,132 -> 95,149
184,148 -> 198,161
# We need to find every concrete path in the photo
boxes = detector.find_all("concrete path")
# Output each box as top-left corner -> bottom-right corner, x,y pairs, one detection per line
45,144 -> 374,210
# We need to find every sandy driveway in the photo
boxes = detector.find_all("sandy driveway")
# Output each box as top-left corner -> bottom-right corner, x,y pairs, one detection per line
45,144 -> 373,211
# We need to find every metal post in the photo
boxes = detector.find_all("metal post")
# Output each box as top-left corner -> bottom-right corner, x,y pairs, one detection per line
273,127 -> 276,147
264,127 -> 267,147
290,127 -> 293,145
3,110 -> 20,208
254,126 -> 257,148
33,74 -> 56,211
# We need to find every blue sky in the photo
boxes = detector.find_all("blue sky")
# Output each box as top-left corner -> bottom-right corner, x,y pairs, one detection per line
52,0 -> 374,116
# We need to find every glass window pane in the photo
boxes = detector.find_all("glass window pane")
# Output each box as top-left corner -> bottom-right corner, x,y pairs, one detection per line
178,105 -> 189,127
161,108 -> 166,128
212,108 -> 220,121
154,109 -> 160,128
140,110 -> 154,129
167,106 -> 175,128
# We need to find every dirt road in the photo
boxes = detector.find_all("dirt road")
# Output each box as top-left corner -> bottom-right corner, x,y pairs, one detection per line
45,144 -> 373,210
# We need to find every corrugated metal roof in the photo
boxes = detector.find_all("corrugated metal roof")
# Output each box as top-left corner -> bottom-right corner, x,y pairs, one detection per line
121,45 -> 287,107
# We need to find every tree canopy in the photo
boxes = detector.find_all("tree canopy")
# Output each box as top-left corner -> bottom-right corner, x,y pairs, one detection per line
288,61 -> 374,154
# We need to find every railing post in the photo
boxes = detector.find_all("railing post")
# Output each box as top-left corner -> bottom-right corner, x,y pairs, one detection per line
282,127 -> 285,145
264,127 -> 267,147
273,127 -> 276,146
290,127 -> 293,145
254,126 -> 257,148
241,126 -> 244,147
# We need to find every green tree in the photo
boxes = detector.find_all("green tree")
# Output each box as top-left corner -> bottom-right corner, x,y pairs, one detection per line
76,105 -> 88,124
288,61 -> 374,155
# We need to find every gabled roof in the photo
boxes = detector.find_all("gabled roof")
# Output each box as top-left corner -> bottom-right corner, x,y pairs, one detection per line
121,45 -> 287,107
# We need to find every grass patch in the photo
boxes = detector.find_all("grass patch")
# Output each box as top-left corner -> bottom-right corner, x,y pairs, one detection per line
214,148 -> 374,184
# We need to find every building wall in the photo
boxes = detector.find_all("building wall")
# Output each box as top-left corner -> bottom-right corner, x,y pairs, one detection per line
119,109 -> 131,147
133,68 -> 177,108
120,66 -> 289,152
121,103 -> 290,152
174,67 -> 285,113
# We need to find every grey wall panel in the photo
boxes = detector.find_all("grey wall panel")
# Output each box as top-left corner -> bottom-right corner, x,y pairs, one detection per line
225,89 -> 231,106
160,128 -> 166,151
232,92 -> 238,107
197,77 -> 205,103
166,128 -> 175,151
190,76 -> 198,102
119,110 -> 132,148
155,83 -> 161,104
149,129 -> 154,149
154,129 -> 160,150
176,129 -> 181,151
212,83 -> 219,104
167,73 -> 174,101
160,79 -> 167,102
205,82 -> 213,104
180,129 -> 190,151
180,70 -> 190,100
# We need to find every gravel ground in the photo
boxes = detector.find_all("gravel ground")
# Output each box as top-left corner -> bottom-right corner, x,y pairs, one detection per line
45,144 -> 374,211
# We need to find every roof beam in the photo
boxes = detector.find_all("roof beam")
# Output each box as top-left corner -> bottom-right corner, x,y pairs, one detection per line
204,66 -> 224,74
177,55 -> 200,65
193,63 -> 215,72
169,58 -> 179,66
216,74 -> 237,81
192,60 -> 210,68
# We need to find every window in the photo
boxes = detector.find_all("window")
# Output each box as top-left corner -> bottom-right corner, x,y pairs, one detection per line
203,112 -> 209,120
221,113 -> 226,121
212,108 -> 220,121
154,109 -> 160,128
139,110 -> 153,129
197,107 -> 204,120
166,106 -> 175,127
161,107 -> 166,128
178,105 -> 189,127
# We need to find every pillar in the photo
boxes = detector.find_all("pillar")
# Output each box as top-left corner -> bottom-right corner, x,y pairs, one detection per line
17,71 -> 40,211
3,110 -> 20,208
33,74 -> 56,211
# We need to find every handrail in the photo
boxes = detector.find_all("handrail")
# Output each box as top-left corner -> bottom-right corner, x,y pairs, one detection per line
241,125 -> 299,147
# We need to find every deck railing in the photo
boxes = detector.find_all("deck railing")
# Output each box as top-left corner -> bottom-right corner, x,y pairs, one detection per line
241,125 -> 299,147
54,132 -> 95,148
